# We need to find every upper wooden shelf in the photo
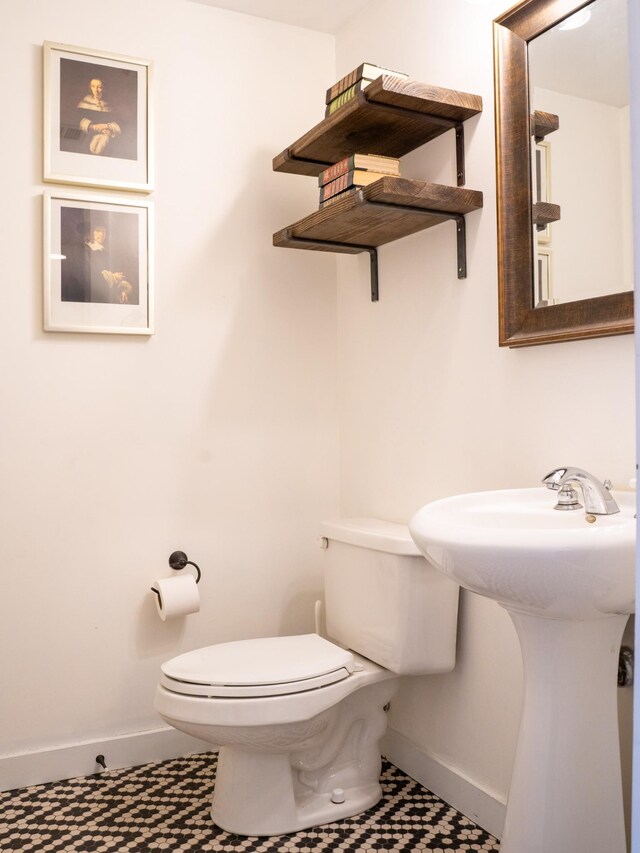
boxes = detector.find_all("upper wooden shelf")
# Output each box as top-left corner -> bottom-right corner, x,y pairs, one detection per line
273,177 -> 483,250
273,77 -> 483,178
531,110 -> 559,141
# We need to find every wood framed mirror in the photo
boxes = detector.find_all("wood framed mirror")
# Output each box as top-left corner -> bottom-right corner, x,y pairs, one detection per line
494,0 -> 634,347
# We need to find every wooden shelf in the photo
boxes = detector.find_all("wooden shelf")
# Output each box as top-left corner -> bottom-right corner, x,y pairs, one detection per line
272,75 -> 483,300
273,177 -> 483,299
533,200 -> 561,228
531,110 -> 559,141
273,77 -> 482,180
274,177 -> 482,248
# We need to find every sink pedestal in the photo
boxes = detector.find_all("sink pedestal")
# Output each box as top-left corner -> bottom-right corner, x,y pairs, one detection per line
409,487 -> 635,853
501,609 -> 628,853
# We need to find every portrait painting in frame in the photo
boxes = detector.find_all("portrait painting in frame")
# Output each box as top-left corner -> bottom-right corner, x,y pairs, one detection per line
44,42 -> 153,192
44,190 -> 154,335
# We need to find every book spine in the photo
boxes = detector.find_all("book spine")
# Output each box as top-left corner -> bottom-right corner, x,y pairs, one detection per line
325,81 -> 365,117
320,170 -> 392,202
325,64 -> 408,103
320,172 -> 351,202
318,156 -> 400,186
318,156 -> 355,187
325,63 -> 365,104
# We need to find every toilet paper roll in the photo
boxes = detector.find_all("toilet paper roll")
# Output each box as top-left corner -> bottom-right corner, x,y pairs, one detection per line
153,574 -> 200,621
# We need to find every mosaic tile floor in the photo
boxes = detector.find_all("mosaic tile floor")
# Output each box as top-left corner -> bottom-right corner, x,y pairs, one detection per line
0,752 -> 500,852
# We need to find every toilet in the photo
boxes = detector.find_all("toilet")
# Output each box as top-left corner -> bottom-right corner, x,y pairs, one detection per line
154,518 -> 460,836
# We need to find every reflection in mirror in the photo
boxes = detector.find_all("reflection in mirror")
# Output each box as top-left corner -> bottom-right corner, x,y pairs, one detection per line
493,0 -> 634,346
528,0 -> 632,307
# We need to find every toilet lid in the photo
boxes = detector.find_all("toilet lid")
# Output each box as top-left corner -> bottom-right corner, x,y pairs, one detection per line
161,634 -> 355,698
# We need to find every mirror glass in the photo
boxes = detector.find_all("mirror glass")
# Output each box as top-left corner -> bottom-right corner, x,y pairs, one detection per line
528,0 -> 632,307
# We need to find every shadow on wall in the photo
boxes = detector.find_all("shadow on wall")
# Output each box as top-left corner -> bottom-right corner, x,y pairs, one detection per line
132,147 -> 336,662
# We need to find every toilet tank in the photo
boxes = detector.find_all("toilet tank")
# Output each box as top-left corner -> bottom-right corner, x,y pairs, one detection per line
319,518 -> 459,675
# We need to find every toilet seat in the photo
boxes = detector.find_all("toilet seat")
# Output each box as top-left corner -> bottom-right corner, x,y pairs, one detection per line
160,634 -> 355,698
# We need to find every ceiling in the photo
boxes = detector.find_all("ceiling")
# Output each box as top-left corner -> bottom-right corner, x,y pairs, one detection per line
191,0 -> 629,107
529,0 -> 628,107
188,0 -> 373,34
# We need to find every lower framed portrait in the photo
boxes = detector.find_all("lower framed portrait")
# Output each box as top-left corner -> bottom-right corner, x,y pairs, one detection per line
44,189 -> 154,335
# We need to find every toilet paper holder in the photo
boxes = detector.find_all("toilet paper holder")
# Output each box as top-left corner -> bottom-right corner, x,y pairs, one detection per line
168,550 -> 202,584
151,551 -> 202,600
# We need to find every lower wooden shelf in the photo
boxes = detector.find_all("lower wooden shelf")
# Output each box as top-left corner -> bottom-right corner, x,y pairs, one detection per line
533,200 -> 561,228
273,176 -> 483,300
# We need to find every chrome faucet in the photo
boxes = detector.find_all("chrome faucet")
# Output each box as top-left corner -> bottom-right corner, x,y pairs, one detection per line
542,467 -> 619,515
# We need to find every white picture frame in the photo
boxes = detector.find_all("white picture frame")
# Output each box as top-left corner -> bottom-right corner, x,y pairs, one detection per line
534,245 -> 554,308
533,139 -> 552,243
43,42 -> 153,192
44,189 -> 154,335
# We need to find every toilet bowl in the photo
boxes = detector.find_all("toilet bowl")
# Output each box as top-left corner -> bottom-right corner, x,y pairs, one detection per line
155,518 -> 460,836
156,634 -> 397,835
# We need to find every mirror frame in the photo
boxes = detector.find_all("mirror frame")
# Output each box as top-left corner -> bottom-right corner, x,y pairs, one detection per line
494,0 -> 634,347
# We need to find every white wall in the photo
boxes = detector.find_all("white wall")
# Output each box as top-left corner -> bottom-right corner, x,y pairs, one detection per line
0,0 -> 337,760
334,0 -> 635,828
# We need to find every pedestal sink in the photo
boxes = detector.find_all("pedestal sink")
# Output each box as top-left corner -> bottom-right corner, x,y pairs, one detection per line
409,486 -> 636,853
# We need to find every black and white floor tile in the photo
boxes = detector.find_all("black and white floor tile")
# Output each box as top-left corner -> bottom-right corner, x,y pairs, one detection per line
0,753 -> 500,852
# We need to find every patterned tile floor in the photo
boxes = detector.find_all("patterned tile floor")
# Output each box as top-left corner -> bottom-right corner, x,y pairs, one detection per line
0,753 -> 500,852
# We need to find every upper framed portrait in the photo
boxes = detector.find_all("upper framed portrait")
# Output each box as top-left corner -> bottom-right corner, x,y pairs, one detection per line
43,42 -> 153,193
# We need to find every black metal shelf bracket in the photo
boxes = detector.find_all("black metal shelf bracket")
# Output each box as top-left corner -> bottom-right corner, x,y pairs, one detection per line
362,94 -> 468,187
286,98 -> 470,187
363,200 -> 468,281
369,248 -> 379,301
284,148 -> 333,171
455,123 -> 465,186
283,229 -> 379,301
284,202 -> 467,301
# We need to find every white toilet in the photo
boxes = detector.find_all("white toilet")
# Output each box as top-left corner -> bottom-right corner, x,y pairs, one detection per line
154,518 -> 460,836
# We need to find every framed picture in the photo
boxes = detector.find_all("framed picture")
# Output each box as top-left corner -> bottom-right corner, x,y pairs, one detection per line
43,42 -> 153,192
44,190 -> 154,335
534,246 -> 554,308
533,140 -> 552,243
533,141 -> 550,203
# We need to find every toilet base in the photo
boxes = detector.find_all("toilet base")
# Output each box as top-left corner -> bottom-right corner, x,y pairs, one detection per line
210,678 -> 397,835
213,745 -> 383,835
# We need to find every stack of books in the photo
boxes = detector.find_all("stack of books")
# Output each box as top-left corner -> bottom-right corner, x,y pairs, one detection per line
318,153 -> 401,208
325,61 -> 408,117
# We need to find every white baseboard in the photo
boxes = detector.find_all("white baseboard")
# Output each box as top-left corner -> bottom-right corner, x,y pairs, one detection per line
1,726 -> 213,793
382,727 -> 506,841
4,721 -> 506,840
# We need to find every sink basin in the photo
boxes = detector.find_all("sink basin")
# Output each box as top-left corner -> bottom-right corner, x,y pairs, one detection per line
409,486 -> 636,619
409,485 -> 636,853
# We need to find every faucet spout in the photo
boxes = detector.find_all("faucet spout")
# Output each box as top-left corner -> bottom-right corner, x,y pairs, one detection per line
542,467 -> 620,515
